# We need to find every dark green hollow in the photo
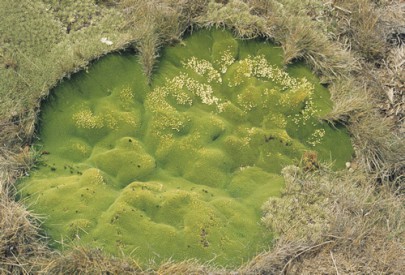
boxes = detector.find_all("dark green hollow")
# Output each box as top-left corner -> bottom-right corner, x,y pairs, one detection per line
19,29 -> 353,267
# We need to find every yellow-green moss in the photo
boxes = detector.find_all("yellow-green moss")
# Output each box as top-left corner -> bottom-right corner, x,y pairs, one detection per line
18,29 -> 353,267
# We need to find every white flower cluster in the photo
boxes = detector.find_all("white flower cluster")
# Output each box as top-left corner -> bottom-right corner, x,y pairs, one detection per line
229,55 -> 306,91
119,86 -> 134,109
237,92 -> 257,111
241,136 -> 251,146
229,58 -> 254,87
164,114 -> 186,132
155,133 -> 175,156
73,109 -> 103,129
301,99 -> 318,124
147,50 -> 324,140
121,112 -> 137,127
103,113 -> 118,129
274,77 -> 319,131
168,73 -> 221,107
187,78 -> 220,106
146,87 -> 170,112
251,55 -> 298,90
74,108 -> 138,131
215,49 -> 235,74
183,57 -> 222,83
307,129 -> 326,147
119,86 -> 134,102
279,80 -> 314,109
267,113 -> 287,128
146,87 -> 186,132
165,75 -> 193,106
289,97 -> 319,127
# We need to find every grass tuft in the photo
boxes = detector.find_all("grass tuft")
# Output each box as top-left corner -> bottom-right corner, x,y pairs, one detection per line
330,0 -> 388,61
350,112 -> 405,184
254,165 -> 405,274
157,259 -> 226,274
120,0 -> 185,82
321,78 -> 371,125
197,0 -> 266,39
0,189 -> 50,274
42,246 -> 142,274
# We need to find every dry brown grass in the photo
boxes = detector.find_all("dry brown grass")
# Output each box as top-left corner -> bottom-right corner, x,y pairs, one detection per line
196,0 -> 267,39
321,79 -> 372,125
277,18 -> 359,78
119,0 -> 193,82
0,187 -> 50,274
374,45 -> 405,133
331,0 -> 389,61
0,148 -> 38,197
42,246 -> 143,274
350,111 -> 405,183
0,141 -> 49,274
240,241 -> 336,274
242,0 -> 361,79
156,259 -> 227,274
253,165 -> 405,274
0,112 -> 36,150
376,45 -> 405,134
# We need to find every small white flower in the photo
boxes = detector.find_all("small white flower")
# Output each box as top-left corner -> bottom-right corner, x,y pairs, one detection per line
100,37 -> 113,45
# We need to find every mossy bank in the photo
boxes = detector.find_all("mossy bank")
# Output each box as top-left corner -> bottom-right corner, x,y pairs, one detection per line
18,29 -> 353,267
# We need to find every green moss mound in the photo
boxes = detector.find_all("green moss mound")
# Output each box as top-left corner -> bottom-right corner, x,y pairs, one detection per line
19,29 -> 353,267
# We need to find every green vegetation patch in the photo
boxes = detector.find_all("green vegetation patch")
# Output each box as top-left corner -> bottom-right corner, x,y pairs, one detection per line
18,29 -> 353,267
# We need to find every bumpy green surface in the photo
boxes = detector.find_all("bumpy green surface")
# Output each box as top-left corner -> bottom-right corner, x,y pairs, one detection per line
19,29 -> 353,267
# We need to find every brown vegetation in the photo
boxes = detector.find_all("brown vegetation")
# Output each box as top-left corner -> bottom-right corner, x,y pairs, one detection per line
255,165 -> 404,274
0,186 -> 50,274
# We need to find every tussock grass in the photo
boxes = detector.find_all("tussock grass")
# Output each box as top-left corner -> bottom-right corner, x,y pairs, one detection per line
0,146 -> 41,196
120,0 -> 212,82
0,186 -> 50,274
260,0 -> 361,79
137,28 -> 161,83
119,0 -> 189,82
200,0 -> 359,79
277,18 -> 358,78
156,259 -> 226,274
42,246 -> 142,274
197,0 -> 266,38
255,165 -> 404,274
329,0 -> 389,61
0,143 -> 48,274
374,45 -> 405,132
350,112 -> 405,183
321,79 -> 372,124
